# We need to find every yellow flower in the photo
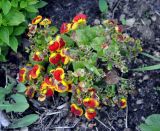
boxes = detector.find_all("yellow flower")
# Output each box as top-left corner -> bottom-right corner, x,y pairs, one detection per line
119,98 -> 127,109
40,18 -> 51,26
32,15 -> 42,25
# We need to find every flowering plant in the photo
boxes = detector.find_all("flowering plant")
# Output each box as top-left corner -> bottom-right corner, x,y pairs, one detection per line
18,14 -> 142,120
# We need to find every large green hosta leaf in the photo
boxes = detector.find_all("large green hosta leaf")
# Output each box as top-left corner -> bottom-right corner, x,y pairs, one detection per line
139,114 -> 160,131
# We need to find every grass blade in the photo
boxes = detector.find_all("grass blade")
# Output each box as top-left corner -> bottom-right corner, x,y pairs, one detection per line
132,64 -> 160,71
141,52 -> 160,62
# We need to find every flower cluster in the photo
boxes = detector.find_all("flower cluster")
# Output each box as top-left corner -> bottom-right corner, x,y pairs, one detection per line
18,13 -> 141,121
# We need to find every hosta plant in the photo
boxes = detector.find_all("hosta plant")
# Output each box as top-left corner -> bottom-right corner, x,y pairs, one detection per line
0,0 -> 47,61
18,14 -> 142,120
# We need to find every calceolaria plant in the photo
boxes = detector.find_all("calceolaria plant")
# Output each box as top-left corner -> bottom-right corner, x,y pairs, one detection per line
18,14 -> 142,120
0,0 -> 47,61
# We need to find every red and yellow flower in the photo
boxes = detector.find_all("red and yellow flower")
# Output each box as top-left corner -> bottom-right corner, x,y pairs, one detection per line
60,23 -> 71,34
25,86 -> 36,98
32,51 -> 44,62
85,108 -> 96,120
40,18 -> 51,26
18,67 -> 27,82
70,104 -> 83,116
119,98 -> 127,109
48,40 -> 60,52
55,80 -> 68,93
83,98 -> 99,108
50,67 -> 65,81
72,14 -> 87,24
28,64 -> 41,80
49,53 -> 61,65
39,77 -> 55,98
32,15 -> 42,25
48,36 -> 66,52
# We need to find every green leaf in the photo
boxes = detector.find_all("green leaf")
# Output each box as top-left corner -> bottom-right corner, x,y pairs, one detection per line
139,114 -> 160,131
25,5 -> 38,13
99,0 -> 108,13
0,83 -> 14,100
9,114 -> 39,129
16,83 -> 26,92
0,27 -> 9,44
35,1 -> 48,8
145,114 -> 160,126
27,0 -> 39,5
4,9 -> 25,26
0,94 -> 29,112
20,1 -> 28,8
1,0 -> 11,15
14,26 -> 26,36
9,36 -> 19,52
0,54 -> 6,62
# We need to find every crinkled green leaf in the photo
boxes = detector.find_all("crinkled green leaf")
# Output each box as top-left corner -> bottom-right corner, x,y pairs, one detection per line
85,64 -> 101,76
9,114 -> 39,128
73,61 -> 85,71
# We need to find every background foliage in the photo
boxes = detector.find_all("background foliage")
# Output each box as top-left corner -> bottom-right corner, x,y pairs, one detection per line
0,0 -> 47,61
